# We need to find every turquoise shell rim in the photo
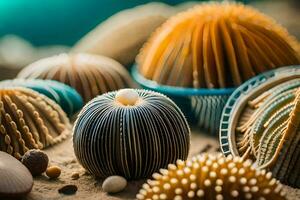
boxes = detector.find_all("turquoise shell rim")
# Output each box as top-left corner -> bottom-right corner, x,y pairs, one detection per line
131,65 -> 235,96
219,65 -> 300,157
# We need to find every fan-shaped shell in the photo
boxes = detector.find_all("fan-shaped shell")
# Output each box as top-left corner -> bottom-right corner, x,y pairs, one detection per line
73,89 -> 190,179
137,153 -> 286,200
0,79 -> 83,116
17,53 -> 137,102
0,88 -> 71,159
137,2 -> 300,88
234,79 -> 300,187
219,66 -> 300,188
0,151 -> 33,198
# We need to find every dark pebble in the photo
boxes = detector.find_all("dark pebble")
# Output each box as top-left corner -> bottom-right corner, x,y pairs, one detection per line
58,185 -> 78,195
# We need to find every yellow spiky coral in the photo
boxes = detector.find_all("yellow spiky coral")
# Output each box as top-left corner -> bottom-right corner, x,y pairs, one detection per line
136,153 -> 286,200
0,88 -> 71,159
137,2 -> 300,88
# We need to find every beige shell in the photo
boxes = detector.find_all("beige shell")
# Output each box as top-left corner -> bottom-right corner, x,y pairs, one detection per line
0,151 -> 33,198
137,2 -> 300,88
137,153 -> 286,200
0,87 -> 71,159
17,53 -> 136,102
72,3 -> 174,66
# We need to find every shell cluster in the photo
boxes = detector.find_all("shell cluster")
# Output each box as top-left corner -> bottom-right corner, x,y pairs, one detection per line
137,153 -> 286,200
0,87 -> 71,159
17,53 -> 136,102
137,2 -> 300,88
73,89 -> 190,179
0,79 -> 83,116
235,78 -> 300,187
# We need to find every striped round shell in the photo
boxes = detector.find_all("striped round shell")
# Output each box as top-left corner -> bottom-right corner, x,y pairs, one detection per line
137,2 -> 300,88
0,88 -> 71,159
0,79 -> 83,117
73,89 -> 190,179
137,153 -> 286,200
17,53 -> 137,102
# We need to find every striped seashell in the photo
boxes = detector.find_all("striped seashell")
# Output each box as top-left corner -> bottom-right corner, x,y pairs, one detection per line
73,89 -> 190,179
0,79 -> 83,117
234,79 -> 300,187
0,87 -> 71,159
137,2 -> 300,88
136,153 -> 286,200
17,53 -> 137,102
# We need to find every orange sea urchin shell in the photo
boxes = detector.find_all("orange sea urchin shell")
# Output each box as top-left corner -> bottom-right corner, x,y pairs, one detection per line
0,88 -> 71,159
137,153 -> 286,200
137,2 -> 300,88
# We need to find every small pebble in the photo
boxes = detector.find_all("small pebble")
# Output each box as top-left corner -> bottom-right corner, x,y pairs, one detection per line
102,176 -> 127,194
71,172 -> 80,180
21,149 -> 49,176
58,185 -> 78,195
46,166 -> 61,179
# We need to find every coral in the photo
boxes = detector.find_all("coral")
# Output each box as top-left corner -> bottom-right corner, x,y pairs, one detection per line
0,88 -> 71,159
137,153 -> 286,200
137,2 -> 300,88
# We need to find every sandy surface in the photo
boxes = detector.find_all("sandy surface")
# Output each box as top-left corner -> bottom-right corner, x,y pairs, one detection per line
25,129 -> 300,200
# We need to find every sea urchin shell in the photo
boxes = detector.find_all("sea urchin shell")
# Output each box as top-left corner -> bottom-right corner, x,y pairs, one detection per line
0,88 -> 71,159
73,89 -> 190,179
17,53 -> 137,102
136,153 -> 286,200
137,2 -> 300,88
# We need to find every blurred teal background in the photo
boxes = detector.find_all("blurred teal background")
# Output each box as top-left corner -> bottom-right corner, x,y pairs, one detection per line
0,0 -> 248,46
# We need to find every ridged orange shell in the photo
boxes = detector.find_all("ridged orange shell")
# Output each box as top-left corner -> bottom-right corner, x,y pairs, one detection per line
0,88 -> 71,159
137,3 -> 300,88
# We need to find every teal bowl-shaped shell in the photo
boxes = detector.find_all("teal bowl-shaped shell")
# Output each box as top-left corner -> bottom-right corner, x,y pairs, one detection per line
0,79 -> 83,117
132,65 -> 234,135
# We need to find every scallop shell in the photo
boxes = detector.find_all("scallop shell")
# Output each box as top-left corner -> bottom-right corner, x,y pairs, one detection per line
0,87 -> 71,159
0,79 -> 83,116
0,151 -> 33,198
17,53 -> 137,102
137,2 -> 300,88
73,89 -> 190,179
219,66 -> 300,187
136,153 -> 286,200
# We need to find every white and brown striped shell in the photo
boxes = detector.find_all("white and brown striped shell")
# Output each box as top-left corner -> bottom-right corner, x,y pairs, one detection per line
137,153 -> 286,200
17,53 -> 137,102
137,2 -> 300,88
73,89 -> 190,179
0,87 -> 71,159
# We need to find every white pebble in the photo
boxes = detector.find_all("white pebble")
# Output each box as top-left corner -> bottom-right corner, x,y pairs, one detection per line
102,176 -> 127,193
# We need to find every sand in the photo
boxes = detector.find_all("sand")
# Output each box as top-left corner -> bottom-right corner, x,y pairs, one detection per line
25,130 -> 300,200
